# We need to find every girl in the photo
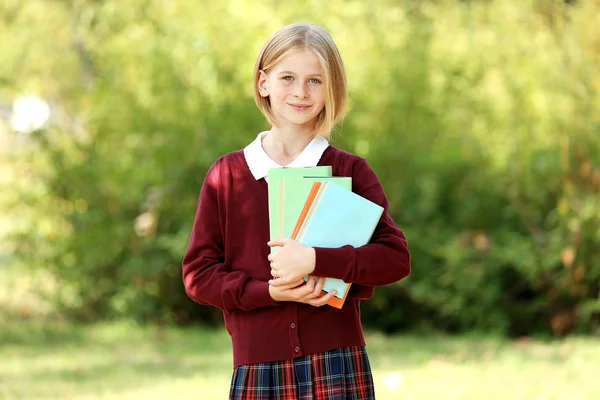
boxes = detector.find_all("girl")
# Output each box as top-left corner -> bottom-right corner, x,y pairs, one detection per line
182,22 -> 410,400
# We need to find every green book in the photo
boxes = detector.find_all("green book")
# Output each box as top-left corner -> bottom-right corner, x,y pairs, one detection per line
267,166 -> 332,253
280,177 -> 352,240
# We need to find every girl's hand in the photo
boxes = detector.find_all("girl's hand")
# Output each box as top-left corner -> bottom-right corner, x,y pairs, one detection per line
268,276 -> 337,307
267,238 -> 315,287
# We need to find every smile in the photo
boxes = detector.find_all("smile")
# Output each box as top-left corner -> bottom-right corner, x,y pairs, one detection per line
288,104 -> 312,111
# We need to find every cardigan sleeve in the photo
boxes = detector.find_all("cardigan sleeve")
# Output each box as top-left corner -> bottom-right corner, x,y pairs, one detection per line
345,284 -> 374,301
182,159 -> 278,313
312,158 -> 411,286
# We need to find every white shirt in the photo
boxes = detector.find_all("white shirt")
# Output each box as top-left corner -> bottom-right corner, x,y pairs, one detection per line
243,131 -> 329,182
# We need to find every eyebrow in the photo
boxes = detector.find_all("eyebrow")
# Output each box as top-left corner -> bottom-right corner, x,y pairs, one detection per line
278,70 -> 322,77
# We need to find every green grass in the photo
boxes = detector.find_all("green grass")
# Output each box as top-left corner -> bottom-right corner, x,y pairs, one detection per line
1,319 -> 599,400
1,265 -> 598,399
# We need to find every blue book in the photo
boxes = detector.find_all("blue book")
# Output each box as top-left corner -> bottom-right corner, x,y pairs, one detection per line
281,177 -> 352,239
292,181 -> 384,308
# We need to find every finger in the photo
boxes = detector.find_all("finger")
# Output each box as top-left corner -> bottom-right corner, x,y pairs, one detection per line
267,238 -> 285,247
289,279 -> 306,288
309,283 -> 323,297
294,283 -> 318,301
314,276 -> 326,293
270,279 -> 305,290
299,276 -> 322,299
267,254 -> 274,262
269,277 -> 296,287
268,238 -> 291,247
298,279 -> 322,301
268,277 -> 284,286
308,290 -> 337,307
271,269 -> 277,278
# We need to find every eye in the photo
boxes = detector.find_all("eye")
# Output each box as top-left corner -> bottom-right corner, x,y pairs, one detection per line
309,78 -> 322,84
282,76 -> 294,81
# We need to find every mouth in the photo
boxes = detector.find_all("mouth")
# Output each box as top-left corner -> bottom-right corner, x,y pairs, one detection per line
288,104 -> 312,111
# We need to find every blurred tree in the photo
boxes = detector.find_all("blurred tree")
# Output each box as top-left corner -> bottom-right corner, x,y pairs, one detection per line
1,0 -> 599,336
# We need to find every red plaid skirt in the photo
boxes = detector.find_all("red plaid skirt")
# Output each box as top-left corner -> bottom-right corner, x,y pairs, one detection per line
229,346 -> 375,400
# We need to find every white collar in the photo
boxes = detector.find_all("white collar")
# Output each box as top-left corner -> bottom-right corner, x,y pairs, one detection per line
243,131 -> 329,181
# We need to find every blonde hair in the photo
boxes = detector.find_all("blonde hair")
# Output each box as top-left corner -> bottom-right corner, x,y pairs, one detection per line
253,22 -> 348,137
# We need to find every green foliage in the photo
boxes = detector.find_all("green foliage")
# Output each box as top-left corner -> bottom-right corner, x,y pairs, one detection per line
1,0 -> 599,335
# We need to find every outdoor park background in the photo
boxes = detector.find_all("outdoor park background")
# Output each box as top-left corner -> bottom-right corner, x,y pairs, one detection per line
1,0 -> 599,399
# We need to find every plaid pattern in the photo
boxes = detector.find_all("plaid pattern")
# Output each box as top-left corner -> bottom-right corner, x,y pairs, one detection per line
229,346 -> 375,400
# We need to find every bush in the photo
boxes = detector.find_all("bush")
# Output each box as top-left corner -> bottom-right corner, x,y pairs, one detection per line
1,0 -> 599,335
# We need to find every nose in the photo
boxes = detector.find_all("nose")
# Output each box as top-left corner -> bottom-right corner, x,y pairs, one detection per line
294,82 -> 308,98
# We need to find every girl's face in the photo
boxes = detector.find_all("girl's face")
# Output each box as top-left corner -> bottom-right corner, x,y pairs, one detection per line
259,49 -> 326,133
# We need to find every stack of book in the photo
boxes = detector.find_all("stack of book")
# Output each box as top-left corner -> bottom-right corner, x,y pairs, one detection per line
267,166 -> 384,309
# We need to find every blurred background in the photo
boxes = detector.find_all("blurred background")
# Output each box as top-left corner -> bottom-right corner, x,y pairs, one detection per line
1,0 -> 599,399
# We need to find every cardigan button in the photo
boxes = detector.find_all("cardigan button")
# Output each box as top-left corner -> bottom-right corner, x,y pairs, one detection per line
294,346 -> 300,353
290,323 -> 296,329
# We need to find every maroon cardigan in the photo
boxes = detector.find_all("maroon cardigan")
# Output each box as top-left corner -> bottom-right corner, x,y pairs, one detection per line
182,145 -> 410,368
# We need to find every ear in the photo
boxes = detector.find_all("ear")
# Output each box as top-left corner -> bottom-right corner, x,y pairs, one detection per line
258,70 -> 269,97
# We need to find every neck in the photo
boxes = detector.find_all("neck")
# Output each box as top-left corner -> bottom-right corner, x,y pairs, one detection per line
262,124 -> 317,165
